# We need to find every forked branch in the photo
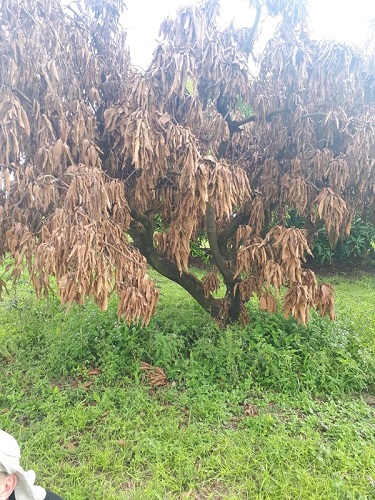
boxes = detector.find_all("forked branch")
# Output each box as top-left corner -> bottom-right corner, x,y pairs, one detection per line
129,209 -> 222,319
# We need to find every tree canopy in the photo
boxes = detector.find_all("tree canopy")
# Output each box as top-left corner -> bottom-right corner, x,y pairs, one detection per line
0,0 -> 374,326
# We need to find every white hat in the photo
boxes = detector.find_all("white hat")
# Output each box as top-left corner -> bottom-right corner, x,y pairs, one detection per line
0,430 -> 46,500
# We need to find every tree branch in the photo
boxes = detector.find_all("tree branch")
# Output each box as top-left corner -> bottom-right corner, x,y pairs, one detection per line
216,101 -> 289,156
231,115 -> 256,127
130,207 -> 153,240
232,107 -> 289,130
246,1 -> 263,55
206,203 -> 235,285
217,211 -> 248,244
301,111 -> 328,119
12,87 -> 33,106
129,210 -> 222,319
234,110 -> 328,128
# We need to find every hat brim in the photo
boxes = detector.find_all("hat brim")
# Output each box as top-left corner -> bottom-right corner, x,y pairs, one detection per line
0,454 -> 46,500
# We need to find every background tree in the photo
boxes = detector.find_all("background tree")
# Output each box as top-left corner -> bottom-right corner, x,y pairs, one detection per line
0,0 -> 374,326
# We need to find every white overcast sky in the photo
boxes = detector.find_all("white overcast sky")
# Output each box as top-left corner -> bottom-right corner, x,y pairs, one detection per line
123,0 -> 375,69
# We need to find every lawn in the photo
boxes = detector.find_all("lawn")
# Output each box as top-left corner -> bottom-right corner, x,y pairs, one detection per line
0,267 -> 374,499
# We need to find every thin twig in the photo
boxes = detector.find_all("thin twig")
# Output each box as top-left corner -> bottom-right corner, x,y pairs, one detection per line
12,88 -> 33,106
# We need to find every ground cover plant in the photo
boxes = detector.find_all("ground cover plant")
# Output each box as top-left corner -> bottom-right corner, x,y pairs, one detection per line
0,267 -> 374,499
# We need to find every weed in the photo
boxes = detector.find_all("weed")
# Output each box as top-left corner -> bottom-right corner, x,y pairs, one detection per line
0,270 -> 375,498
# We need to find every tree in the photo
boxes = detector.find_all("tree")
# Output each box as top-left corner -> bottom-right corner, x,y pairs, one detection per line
0,0 -> 374,326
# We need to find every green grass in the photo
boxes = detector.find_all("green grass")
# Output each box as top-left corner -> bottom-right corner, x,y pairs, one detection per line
0,269 -> 375,499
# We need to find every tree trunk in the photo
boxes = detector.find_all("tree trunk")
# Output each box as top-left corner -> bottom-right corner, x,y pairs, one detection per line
129,221 -> 223,321
128,207 -> 243,325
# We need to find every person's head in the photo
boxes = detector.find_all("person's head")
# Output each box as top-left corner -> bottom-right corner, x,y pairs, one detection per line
0,431 -> 46,500
0,469 -> 17,500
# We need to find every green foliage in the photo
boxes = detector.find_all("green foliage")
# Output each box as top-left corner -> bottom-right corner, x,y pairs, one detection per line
312,229 -> 336,264
185,76 -> 194,96
153,213 -> 164,232
235,96 -> 254,118
313,218 -> 375,264
1,271 -> 374,397
189,241 -> 211,265
184,309 -> 374,395
285,208 -> 305,228
189,231 -> 211,265
337,217 -> 375,259
285,209 -> 375,264
1,270 -> 375,498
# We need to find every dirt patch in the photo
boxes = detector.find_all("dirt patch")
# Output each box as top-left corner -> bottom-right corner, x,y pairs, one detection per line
304,257 -> 375,277
363,394 -> 375,408
190,254 -> 374,277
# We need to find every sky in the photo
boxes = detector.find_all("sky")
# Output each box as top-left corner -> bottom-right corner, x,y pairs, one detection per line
123,0 -> 375,69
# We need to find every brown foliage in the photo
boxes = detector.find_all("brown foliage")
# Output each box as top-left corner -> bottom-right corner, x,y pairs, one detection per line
140,362 -> 168,387
0,0 -> 374,326
202,271 -> 220,299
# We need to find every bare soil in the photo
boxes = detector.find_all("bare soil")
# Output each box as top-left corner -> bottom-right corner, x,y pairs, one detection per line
305,257 -> 375,277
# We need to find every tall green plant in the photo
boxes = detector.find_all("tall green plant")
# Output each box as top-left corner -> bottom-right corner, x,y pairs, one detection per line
313,218 -> 375,264
285,210 -> 375,264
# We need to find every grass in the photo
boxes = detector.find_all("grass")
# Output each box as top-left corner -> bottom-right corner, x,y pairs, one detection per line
0,267 -> 375,499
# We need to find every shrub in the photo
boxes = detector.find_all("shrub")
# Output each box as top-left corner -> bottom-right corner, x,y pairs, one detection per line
1,265 -> 374,398
181,307 -> 375,395
286,210 -> 375,264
